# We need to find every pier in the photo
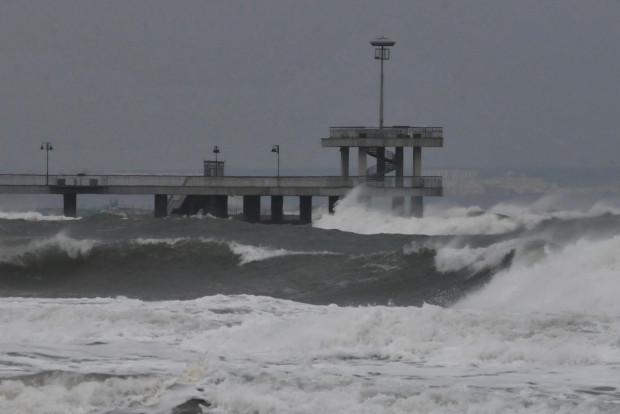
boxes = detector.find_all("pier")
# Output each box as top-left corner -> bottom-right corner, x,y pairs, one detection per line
0,173 -> 442,222
1,37 -> 445,222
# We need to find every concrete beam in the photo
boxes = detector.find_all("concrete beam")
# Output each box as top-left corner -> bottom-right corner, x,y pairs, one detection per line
322,137 -> 443,147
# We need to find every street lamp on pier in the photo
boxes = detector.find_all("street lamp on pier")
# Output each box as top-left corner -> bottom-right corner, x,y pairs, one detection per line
271,145 -> 280,178
40,142 -> 53,185
370,36 -> 396,131
213,145 -> 220,176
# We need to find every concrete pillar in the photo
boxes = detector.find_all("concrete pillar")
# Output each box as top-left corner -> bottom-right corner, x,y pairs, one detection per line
299,196 -> 312,224
358,147 -> 367,177
154,194 -> 167,218
243,195 -> 261,223
328,196 -> 339,214
392,196 -> 405,216
412,147 -> 423,217
413,146 -> 422,176
214,195 -> 228,218
63,194 -> 77,218
271,195 -> 283,223
395,147 -> 404,183
340,147 -> 349,177
376,147 -> 386,177
411,196 -> 423,218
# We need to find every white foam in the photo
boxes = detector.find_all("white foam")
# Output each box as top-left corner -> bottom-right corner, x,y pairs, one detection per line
0,232 -> 96,265
314,188 -> 620,236
456,234 -> 620,315
134,237 -> 189,246
1,296 -> 618,413
224,241 -> 333,265
433,239 -> 520,274
0,211 -> 78,221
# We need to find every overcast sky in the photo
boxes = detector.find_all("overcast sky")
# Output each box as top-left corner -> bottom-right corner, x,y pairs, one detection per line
2,0 -> 619,177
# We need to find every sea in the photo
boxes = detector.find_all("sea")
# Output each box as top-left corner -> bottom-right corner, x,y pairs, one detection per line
1,189 -> 619,413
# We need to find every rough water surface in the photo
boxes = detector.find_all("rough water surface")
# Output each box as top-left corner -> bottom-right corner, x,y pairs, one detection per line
1,195 -> 620,413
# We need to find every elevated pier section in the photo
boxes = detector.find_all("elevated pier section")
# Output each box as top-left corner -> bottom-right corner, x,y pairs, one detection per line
322,126 -> 443,148
322,126 -> 444,216
0,173 -> 442,220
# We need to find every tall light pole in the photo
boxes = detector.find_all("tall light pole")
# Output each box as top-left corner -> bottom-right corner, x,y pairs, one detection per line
271,145 -> 280,178
370,37 -> 396,131
213,145 -> 220,177
40,142 -> 53,185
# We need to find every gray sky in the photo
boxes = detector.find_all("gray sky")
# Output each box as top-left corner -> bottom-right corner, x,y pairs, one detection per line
2,0 -> 619,176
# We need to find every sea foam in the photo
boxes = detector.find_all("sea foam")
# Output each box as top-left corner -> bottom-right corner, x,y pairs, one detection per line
0,211 -> 78,221
455,234 -> 620,315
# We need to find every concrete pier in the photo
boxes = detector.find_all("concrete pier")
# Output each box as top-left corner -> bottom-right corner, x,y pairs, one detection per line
214,195 -> 228,218
299,196 -> 312,224
340,147 -> 349,177
63,194 -> 77,218
243,195 -> 261,223
328,195 -> 339,214
271,195 -> 283,223
411,196 -> 423,218
154,194 -> 167,218
392,196 -> 405,215
0,171 -> 442,221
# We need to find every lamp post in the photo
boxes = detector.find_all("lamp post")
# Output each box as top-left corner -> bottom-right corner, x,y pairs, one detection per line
40,142 -> 53,185
370,37 -> 396,131
213,145 -> 220,177
271,145 -> 280,178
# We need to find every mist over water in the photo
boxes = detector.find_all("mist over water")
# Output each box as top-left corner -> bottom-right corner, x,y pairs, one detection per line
1,192 -> 620,413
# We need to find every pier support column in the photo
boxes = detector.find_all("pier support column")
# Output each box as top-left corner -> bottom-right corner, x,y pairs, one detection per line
392,147 -> 404,215
376,147 -> 386,177
395,147 -> 404,184
340,147 -> 349,177
328,196 -> 339,214
392,197 -> 405,215
243,195 -> 261,223
411,196 -> 423,218
271,196 -> 283,223
299,196 -> 312,224
63,194 -> 77,218
358,147 -> 367,177
411,146 -> 423,217
413,146 -> 422,177
154,194 -> 167,218
214,195 -> 228,218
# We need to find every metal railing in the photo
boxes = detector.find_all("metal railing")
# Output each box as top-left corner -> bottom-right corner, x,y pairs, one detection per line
0,174 -> 357,188
0,174 -> 442,189
365,176 -> 443,188
329,126 -> 443,139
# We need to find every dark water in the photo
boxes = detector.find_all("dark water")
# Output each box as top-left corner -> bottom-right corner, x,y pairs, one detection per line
2,211 -> 619,306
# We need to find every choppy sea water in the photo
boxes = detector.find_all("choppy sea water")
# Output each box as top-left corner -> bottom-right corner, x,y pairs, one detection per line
1,192 -> 619,413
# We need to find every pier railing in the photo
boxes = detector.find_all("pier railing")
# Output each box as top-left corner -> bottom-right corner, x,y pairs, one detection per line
366,176 -> 443,188
0,174 -> 442,189
329,126 -> 443,139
